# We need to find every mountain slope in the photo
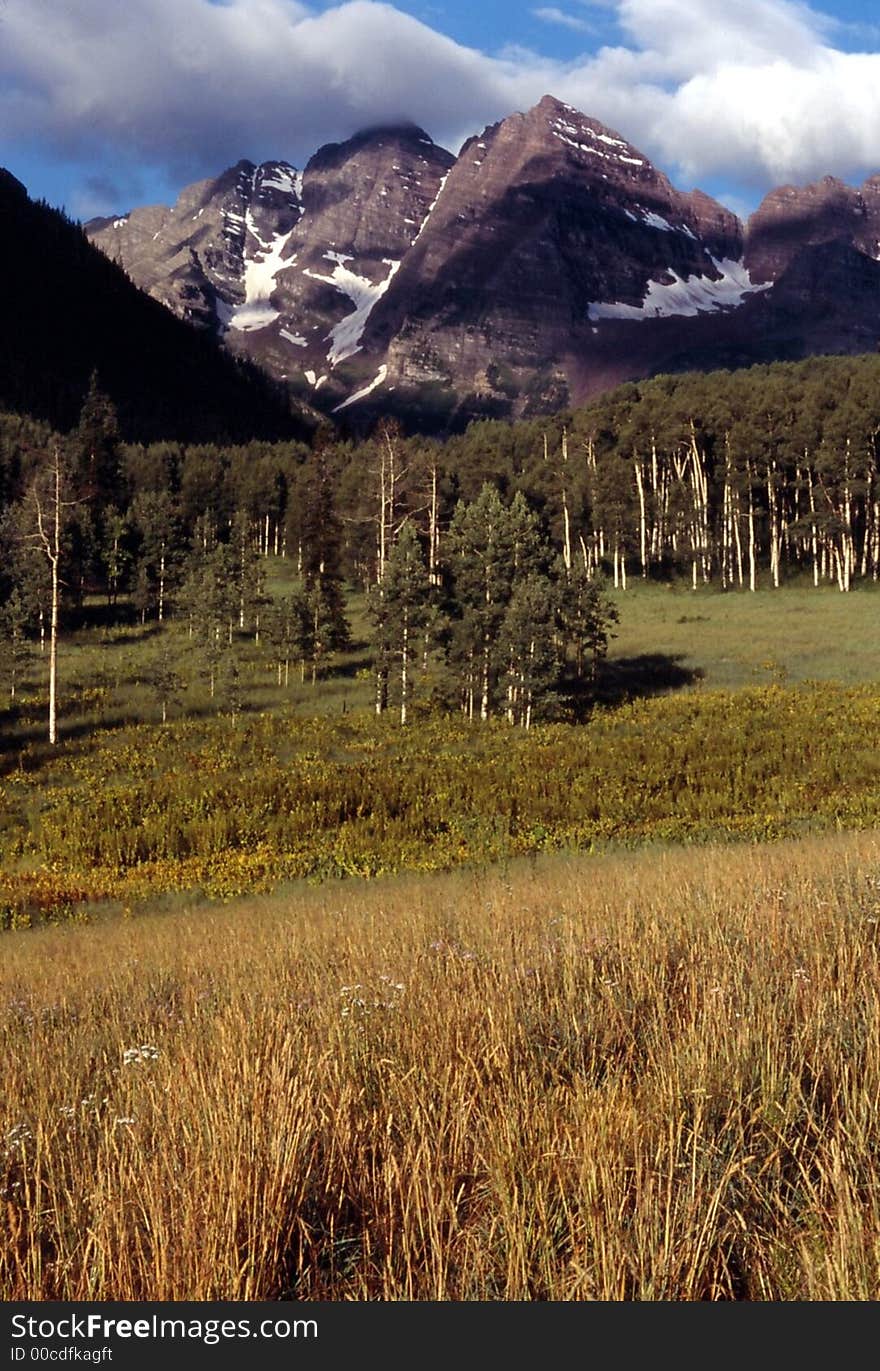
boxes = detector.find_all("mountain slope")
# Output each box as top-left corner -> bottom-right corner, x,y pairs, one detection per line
0,170 -> 311,441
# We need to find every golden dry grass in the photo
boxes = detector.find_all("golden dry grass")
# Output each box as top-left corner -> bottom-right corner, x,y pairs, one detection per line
3,828 -> 880,1300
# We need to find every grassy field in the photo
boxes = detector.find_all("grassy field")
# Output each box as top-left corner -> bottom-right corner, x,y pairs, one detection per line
4,828 -> 880,1300
5,572 -> 880,749
605,579 -> 880,695
3,578 -> 880,1300
1,578 -> 880,923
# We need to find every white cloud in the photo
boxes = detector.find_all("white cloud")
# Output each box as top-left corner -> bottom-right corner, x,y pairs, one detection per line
533,7 -> 597,34
1,0 -> 879,216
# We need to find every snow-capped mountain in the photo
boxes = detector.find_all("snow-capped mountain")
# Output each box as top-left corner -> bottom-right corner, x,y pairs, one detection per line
85,95 -> 880,427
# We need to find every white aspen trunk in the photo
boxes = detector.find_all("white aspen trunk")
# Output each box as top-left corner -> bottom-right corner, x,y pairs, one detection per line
560,429 -> 572,574
767,464 -> 779,588
33,447 -> 63,745
860,471 -> 871,578
690,427 -> 710,584
481,635 -> 490,721
807,466 -> 819,588
378,439 -> 387,583
658,459 -> 670,564
158,545 -> 166,622
635,459 -> 647,577
650,434 -> 661,560
562,486 -> 572,575
239,534 -> 247,629
832,543 -> 845,593
400,610 -> 408,726
429,464 -> 439,585
720,457 -> 728,590
746,460 -> 757,593
48,469 -> 60,746
838,438 -> 844,589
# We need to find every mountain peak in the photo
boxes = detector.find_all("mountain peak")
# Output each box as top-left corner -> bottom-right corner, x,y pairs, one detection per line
307,122 -> 443,175
78,96 -> 880,431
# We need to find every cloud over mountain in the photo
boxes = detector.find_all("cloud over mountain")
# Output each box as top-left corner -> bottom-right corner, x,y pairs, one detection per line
2,0 -> 879,215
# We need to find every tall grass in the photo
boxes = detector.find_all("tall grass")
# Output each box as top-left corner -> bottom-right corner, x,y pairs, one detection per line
4,828 -> 880,1300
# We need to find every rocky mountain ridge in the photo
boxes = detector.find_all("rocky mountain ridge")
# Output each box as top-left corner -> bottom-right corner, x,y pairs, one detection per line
83,95 -> 880,429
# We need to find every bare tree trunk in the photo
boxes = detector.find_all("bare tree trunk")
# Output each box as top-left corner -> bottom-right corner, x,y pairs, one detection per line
400,609 -> 409,726
32,445 -> 65,745
807,465 -> 819,588
634,459 -> 647,578
746,460 -> 757,593
429,463 -> 440,585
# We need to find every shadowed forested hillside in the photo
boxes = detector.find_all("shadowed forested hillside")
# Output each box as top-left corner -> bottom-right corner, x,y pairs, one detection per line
0,170 -> 312,443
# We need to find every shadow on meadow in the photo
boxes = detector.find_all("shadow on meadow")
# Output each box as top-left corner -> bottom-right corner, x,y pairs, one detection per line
591,652 -> 704,708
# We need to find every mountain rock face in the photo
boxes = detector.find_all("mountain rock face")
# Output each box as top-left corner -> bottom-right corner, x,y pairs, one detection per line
85,95 -> 880,429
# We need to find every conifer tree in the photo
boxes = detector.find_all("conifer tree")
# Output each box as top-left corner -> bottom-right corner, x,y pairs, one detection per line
300,444 -> 351,666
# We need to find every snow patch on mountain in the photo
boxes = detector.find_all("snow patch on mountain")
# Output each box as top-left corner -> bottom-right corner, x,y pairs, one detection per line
304,255 -> 401,365
258,164 -> 300,197
588,258 -> 771,322
333,365 -> 388,412
224,212 -> 295,332
550,117 -> 644,166
642,210 -> 674,232
413,173 -> 450,244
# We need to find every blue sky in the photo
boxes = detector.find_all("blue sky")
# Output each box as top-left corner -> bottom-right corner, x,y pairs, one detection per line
2,0 -> 880,222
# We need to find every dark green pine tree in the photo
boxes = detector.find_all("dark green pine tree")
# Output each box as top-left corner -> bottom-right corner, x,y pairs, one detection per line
70,372 -> 126,602
559,561 -> 618,684
498,575 -> 562,729
446,485 -> 548,721
300,446 -> 350,679
129,489 -> 181,623
263,584 -> 312,687
0,509 -> 38,704
178,540 -> 238,700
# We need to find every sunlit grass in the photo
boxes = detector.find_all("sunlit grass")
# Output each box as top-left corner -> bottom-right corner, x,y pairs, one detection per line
3,828 -> 880,1300
607,579 -> 880,691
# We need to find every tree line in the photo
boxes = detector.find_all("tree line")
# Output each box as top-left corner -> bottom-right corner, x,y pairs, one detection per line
4,352 -> 880,740
0,385 -> 615,738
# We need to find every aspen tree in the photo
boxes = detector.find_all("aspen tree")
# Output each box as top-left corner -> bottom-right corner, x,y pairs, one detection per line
29,444 -> 74,745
